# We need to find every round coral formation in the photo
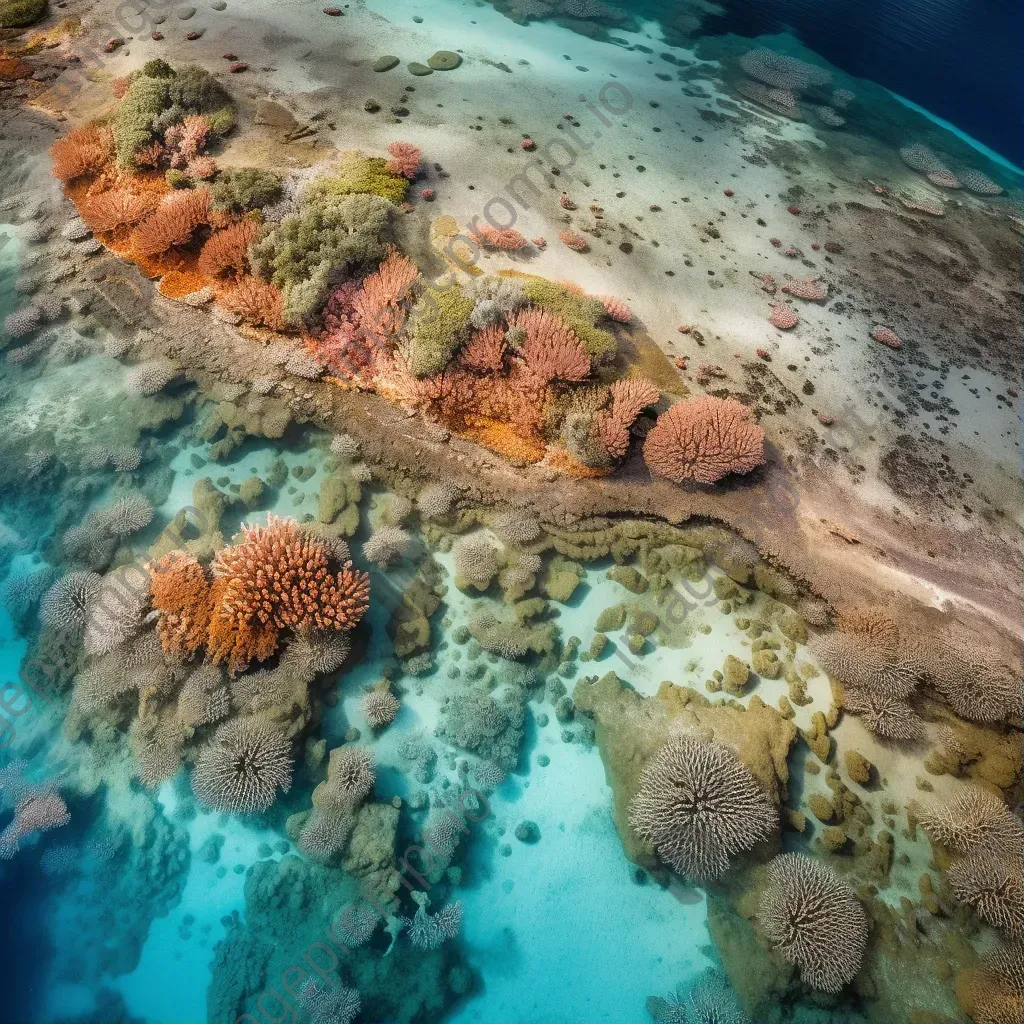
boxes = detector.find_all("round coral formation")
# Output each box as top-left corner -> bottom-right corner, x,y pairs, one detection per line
759,853 -> 868,992
362,687 -> 400,729
192,717 -> 293,813
643,396 -> 765,485
627,735 -> 777,882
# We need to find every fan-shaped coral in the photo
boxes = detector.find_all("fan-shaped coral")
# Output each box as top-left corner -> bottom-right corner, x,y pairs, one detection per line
643,396 -> 765,485
627,735 -> 777,882
948,852 -> 1024,937
759,853 -> 867,992
919,786 -> 1024,856
130,187 -> 211,256
50,126 -> 113,182
509,307 -> 590,382
221,275 -> 286,331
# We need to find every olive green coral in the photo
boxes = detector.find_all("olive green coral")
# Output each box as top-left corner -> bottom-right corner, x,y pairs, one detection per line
210,168 -> 283,213
307,153 -> 409,205
250,193 -> 392,326
0,0 -> 46,28
407,286 -> 475,377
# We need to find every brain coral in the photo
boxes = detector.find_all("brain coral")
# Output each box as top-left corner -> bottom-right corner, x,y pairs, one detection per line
643,396 -> 765,485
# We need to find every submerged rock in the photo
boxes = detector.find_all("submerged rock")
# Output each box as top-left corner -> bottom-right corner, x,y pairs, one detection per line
373,55 -> 400,72
427,50 -> 462,71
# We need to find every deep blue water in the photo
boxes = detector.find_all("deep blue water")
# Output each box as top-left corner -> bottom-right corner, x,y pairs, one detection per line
704,0 -> 1024,166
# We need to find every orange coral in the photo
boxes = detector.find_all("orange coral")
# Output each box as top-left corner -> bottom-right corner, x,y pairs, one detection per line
221,275 -> 286,331
165,115 -> 209,168
50,126 -> 113,183
509,307 -> 590,382
206,514 -> 370,673
643,395 -> 765,484
130,188 -> 211,257
146,551 -> 215,659
197,219 -> 260,279
593,377 -> 660,459
558,229 -> 588,252
458,324 -> 506,374
79,186 -> 158,234
471,223 -> 529,251
463,420 -> 546,463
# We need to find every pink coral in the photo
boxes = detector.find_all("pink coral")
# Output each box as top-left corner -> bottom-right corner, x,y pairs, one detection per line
870,325 -> 902,349
768,302 -> 799,329
459,324 -> 506,374
643,395 -> 765,485
598,295 -> 632,323
593,377 -> 659,459
470,223 -> 529,251
781,276 -> 828,302
164,115 -> 209,169
509,308 -> 590,382
558,229 -> 589,252
385,141 -> 422,180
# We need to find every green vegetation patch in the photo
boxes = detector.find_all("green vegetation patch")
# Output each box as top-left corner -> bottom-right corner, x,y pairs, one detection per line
250,192 -> 392,327
0,0 -> 47,28
211,167 -> 283,213
307,153 -> 409,205
408,286 -> 475,377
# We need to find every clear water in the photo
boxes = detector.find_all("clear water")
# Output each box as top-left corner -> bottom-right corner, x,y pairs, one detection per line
0,1 -> 1020,1023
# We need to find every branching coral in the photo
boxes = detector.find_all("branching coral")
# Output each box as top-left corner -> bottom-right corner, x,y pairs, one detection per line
197,219 -> 261,278
146,551 -> 215,659
643,396 -> 765,484
221,276 -> 286,331
593,377 -> 660,459
362,684 -> 400,729
759,853 -> 867,993
385,141 -> 421,180
458,324 -> 506,374
79,187 -> 158,234
918,786 -> 1024,856
313,249 -> 420,376
191,717 -> 293,813
627,735 -> 776,882
948,853 -> 1024,937
362,525 -> 410,567
50,126 -> 113,182
404,898 -> 464,950
0,791 -> 70,860
40,571 -> 102,640
130,188 -> 211,257
322,745 -> 376,804
206,514 -> 369,673
510,307 -> 591,382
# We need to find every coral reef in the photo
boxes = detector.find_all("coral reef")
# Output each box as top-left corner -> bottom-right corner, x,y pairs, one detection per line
628,735 -> 777,882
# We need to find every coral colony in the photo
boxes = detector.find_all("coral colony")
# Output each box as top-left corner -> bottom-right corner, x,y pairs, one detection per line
0,2 -> 1020,1024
